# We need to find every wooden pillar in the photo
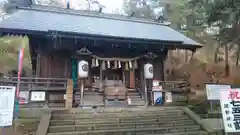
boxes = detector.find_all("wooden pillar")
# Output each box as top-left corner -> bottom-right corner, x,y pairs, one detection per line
139,60 -> 145,93
162,50 -> 168,81
65,79 -> 73,108
153,56 -> 164,81
64,58 -> 68,78
48,55 -> 52,78
36,53 -> 41,77
122,69 -> 126,85
100,66 -> 103,91
129,70 -> 135,88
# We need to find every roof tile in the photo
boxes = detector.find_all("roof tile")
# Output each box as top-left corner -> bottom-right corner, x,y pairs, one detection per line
0,8 -> 201,46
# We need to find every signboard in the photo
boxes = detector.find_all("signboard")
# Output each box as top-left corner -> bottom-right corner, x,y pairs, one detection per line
152,80 -> 162,91
165,92 -> 172,103
19,91 -> 29,104
30,91 -> 46,101
152,80 -> 163,105
206,84 -> 231,100
220,89 -> 240,133
153,92 -> 163,105
0,86 -> 16,127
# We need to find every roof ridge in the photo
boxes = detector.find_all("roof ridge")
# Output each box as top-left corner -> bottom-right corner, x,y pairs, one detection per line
18,5 -> 170,26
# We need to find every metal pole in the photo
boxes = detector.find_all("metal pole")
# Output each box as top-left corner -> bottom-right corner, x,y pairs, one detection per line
80,81 -> 84,107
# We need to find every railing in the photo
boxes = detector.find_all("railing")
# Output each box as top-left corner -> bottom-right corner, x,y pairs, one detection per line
0,77 -> 70,108
142,80 -> 190,105
0,77 -> 68,91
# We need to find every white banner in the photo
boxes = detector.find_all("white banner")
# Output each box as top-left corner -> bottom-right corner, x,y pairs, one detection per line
0,86 -> 16,127
220,89 -> 240,133
31,91 -> 46,101
206,84 -> 231,100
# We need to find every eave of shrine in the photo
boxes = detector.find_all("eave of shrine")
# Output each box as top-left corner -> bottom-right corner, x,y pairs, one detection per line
0,5 -> 201,52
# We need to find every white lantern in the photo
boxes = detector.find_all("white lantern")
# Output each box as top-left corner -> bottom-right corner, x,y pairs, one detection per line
78,60 -> 89,78
144,63 -> 153,79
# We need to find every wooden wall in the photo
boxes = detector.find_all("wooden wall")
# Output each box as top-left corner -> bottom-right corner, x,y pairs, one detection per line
37,54 -> 71,78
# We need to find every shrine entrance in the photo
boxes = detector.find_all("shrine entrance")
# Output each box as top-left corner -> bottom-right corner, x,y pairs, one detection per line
0,4 -> 202,108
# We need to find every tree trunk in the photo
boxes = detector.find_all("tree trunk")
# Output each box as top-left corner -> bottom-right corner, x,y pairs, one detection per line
184,50 -> 188,62
225,44 -> 230,77
236,45 -> 240,67
214,45 -> 220,63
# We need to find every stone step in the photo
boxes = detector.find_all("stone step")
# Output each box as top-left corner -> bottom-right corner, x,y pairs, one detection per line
128,92 -> 141,96
50,116 -> 189,126
47,125 -> 201,135
51,111 -> 186,120
51,108 -> 183,115
51,109 -> 184,116
48,120 -> 195,132
137,131 -> 208,135
130,103 -> 145,106
50,118 -> 194,126
128,96 -> 143,99
130,101 -> 145,104
130,98 -> 145,102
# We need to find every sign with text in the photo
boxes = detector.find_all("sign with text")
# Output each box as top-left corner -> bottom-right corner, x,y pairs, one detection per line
31,91 -> 46,101
152,80 -> 163,104
220,89 -> 240,133
19,91 -> 29,104
165,92 -> 172,103
0,86 -> 16,127
206,84 -> 231,100
152,80 -> 162,91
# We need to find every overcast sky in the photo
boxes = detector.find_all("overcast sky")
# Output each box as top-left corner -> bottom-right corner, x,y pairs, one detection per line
40,0 -> 125,14
0,0 -> 124,14
70,0 -> 124,14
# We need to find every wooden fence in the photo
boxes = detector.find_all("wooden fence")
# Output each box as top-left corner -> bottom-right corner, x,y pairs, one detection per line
0,77 -> 69,108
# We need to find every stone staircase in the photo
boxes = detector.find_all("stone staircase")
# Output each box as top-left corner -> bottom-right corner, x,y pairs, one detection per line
74,90 -> 104,107
46,107 -> 208,135
127,89 -> 145,106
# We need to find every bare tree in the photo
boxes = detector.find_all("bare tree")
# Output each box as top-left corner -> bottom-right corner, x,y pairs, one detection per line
36,0 -> 64,7
85,0 -> 105,11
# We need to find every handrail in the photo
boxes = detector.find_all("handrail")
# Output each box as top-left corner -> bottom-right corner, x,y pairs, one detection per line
182,107 -> 217,134
36,111 -> 52,135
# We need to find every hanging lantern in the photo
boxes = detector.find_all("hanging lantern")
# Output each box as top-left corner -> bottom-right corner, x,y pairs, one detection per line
118,61 -> 121,68
129,61 -> 132,69
91,58 -> 95,68
78,60 -> 89,78
101,61 -> 106,70
144,63 -> 153,79
96,59 -> 99,67
125,62 -> 129,70
133,60 -> 138,69
107,61 -> 111,68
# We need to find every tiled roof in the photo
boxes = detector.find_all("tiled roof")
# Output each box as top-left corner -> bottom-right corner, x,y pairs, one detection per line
0,6 -> 201,47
